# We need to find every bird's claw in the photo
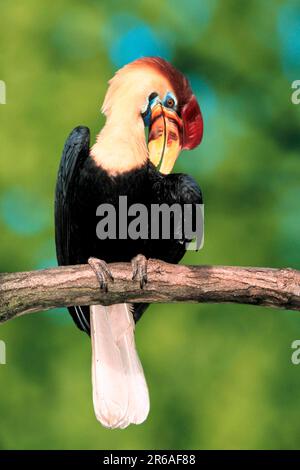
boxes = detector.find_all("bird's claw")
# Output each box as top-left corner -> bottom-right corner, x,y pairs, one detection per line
131,254 -> 148,289
88,257 -> 114,293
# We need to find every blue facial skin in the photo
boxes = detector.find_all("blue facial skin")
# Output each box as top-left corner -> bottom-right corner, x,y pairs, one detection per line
142,91 -> 177,127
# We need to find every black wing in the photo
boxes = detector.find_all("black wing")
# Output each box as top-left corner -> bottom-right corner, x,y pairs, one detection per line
55,126 -> 91,333
149,172 -> 203,262
133,171 -> 203,321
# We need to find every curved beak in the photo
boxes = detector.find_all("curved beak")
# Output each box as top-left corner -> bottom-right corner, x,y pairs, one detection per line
147,102 -> 183,175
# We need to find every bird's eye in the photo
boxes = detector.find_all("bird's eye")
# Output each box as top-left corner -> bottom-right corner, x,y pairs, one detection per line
166,97 -> 175,108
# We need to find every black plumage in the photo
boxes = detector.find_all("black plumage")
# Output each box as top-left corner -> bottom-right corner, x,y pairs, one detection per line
55,126 -> 202,332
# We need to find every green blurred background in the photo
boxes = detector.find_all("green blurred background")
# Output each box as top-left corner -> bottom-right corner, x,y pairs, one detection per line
1,0 -> 300,450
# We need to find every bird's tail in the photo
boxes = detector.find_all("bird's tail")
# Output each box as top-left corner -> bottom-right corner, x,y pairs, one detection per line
90,303 -> 150,429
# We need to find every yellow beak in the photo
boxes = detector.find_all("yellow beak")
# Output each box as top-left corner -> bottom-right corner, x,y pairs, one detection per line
148,103 -> 183,175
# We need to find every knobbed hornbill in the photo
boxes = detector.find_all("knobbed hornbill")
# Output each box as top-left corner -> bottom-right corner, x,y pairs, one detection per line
55,57 -> 203,429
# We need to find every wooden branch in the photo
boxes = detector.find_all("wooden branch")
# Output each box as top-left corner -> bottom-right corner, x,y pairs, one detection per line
1,260 -> 300,323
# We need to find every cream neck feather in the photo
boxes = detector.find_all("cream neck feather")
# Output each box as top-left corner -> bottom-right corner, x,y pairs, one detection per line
90,114 -> 148,176
90,62 -> 174,176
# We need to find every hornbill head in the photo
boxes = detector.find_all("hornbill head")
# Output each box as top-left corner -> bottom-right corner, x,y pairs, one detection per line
101,57 -> 203,174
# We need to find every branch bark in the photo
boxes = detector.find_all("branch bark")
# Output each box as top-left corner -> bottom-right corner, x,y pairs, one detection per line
1,260 -> 300,323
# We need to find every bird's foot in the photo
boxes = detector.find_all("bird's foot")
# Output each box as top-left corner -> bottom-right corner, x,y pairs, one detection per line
88,257 -> 114,293
131,254 -> 148,289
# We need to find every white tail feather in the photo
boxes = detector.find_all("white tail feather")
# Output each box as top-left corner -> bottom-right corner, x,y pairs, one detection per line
90,304 -> 150,429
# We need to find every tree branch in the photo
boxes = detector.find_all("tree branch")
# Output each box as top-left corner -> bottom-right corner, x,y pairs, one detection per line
1,260 -> 300,323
